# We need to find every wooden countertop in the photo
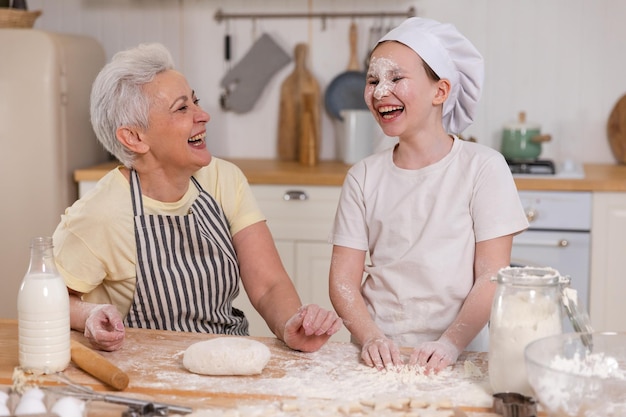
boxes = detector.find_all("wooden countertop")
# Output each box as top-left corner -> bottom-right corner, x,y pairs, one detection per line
74,159 -> 626,192
0,319 -> 501,416
74,159 -> 351,187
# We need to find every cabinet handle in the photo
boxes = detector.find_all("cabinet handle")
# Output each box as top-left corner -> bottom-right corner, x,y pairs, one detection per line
283,190 -> 309,201
514,239 -> 569,248
525,208 -> 537,223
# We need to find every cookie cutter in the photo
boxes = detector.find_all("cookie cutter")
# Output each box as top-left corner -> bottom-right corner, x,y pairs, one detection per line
492,392 -> 537,417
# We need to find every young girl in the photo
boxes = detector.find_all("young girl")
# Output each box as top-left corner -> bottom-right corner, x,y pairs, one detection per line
328,17 -> 528,372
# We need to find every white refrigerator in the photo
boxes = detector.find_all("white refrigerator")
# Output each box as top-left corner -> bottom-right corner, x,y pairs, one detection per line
0,29 -> 110,318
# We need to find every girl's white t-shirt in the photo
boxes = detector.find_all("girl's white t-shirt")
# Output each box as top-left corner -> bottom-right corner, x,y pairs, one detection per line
329,137 -> 529,349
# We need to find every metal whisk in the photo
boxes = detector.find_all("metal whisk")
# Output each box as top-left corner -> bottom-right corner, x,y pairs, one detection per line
45,373 -> 193,416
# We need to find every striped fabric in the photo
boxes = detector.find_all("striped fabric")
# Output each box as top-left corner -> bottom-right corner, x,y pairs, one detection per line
124,170 -> 248,335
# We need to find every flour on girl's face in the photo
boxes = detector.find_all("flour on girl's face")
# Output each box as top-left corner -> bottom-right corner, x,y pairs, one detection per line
367,57 -> 408,100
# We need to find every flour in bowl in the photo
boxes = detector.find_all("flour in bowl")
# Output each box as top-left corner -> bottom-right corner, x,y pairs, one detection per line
550,352 -> 625,379
531,351 -> 626,416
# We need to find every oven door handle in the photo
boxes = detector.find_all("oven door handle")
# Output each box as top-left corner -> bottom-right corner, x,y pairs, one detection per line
514,238 -> 569,248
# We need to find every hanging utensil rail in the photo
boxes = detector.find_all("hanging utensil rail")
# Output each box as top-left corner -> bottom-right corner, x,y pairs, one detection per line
214,7 -> 416,23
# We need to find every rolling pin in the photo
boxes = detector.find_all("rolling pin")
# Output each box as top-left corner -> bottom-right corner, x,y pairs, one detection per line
70,339 -> 129,390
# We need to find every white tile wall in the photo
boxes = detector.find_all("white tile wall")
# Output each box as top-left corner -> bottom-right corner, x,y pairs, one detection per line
26,0 -> 626,164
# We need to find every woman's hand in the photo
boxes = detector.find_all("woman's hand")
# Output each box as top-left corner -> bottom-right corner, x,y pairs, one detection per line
408,336 -> 460,373
361,336 -> 402,370
282,304 -> 343,352
83,304 -> 126,352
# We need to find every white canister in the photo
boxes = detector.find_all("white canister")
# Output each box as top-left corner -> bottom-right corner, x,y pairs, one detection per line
336,109 -> 399,164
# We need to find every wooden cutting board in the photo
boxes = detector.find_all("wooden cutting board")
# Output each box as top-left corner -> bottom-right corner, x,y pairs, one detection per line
607,93 -> 626,164
277,43 -> 321,163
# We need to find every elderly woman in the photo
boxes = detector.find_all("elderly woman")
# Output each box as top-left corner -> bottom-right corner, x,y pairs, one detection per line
53,43 -> 342,352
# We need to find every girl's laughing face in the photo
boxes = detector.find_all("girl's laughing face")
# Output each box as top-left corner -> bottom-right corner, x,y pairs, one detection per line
364,41 -> 443,138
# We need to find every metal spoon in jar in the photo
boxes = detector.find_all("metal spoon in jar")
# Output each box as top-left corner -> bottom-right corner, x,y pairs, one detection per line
561,283 -> 594,351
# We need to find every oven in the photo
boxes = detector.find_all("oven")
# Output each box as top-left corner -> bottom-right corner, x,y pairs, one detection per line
512,191 -> 592,331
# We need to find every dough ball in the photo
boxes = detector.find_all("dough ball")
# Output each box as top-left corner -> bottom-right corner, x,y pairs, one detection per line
183,337 -> 271,376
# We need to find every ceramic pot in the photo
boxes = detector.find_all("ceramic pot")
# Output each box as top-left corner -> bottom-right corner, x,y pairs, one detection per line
500,112 -> 551,161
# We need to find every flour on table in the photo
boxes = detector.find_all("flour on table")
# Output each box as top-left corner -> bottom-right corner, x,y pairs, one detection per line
183,337 -> 271,376
118,340 -> 493,415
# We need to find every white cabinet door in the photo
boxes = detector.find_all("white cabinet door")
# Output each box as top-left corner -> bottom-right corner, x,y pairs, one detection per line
590,192 -> 626,332
295,242 -> 351,342
252,185 -> 341,241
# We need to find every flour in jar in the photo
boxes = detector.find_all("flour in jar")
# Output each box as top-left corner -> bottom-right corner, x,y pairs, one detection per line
489,290 -> 562,395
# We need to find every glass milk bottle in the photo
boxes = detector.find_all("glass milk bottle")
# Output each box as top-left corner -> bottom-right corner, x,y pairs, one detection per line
488,266 -> 564,396
17,236 -> 70,373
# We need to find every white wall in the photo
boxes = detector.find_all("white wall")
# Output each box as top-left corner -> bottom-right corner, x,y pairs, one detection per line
27,0 -> 626,164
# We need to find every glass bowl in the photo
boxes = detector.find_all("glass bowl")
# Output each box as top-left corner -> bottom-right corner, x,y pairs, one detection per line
524,332 -> 626,417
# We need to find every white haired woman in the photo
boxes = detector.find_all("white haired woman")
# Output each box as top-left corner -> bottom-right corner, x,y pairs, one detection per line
53,43 -> 342,353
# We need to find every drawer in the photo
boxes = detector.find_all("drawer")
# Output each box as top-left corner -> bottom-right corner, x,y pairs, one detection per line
251,185 -> 341,241
518,191 -> 592,230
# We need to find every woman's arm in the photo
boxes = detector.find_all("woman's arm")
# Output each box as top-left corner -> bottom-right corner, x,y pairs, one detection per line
233,221 -> 342,352
329,245 -> 402,369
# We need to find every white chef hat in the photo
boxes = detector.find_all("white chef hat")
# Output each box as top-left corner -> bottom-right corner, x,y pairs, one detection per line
377,17 -> 484,134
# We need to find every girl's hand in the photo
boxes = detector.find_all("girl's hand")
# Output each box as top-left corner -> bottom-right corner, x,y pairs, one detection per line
361,336 -> 402,370
408,336 -> 460,373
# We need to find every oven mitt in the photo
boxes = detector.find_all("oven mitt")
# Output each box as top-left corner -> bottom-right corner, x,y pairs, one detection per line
220,33 -> 291,113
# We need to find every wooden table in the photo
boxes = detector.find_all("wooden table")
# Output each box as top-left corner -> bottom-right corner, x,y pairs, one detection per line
0,319 -> 502,416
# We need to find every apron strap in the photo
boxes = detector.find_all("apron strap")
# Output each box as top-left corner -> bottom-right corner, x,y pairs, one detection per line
129,170 -> 144,216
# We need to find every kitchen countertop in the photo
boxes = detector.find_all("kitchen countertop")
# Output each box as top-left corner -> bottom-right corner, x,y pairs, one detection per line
74,159 -> 626,191
0,319 -> 504,417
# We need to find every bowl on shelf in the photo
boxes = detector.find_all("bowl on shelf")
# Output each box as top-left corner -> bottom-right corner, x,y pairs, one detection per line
524,332 -> 626,417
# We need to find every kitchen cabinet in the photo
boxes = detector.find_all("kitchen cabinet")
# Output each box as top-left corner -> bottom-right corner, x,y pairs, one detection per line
589,192 -> 626,332
235,185 -> 351,342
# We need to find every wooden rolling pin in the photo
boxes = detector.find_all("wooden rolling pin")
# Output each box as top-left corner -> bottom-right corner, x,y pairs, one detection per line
70,339 -> 129,390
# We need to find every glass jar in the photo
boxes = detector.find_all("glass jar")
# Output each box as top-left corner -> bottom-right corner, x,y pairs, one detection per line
488,266 -> 564,396
17,236 -> 70,374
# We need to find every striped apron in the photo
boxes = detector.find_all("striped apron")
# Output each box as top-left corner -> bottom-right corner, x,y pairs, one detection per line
124,170 -> 248,335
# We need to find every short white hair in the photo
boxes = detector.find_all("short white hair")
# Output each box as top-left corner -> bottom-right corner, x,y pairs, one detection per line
90,43 -> 175,167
